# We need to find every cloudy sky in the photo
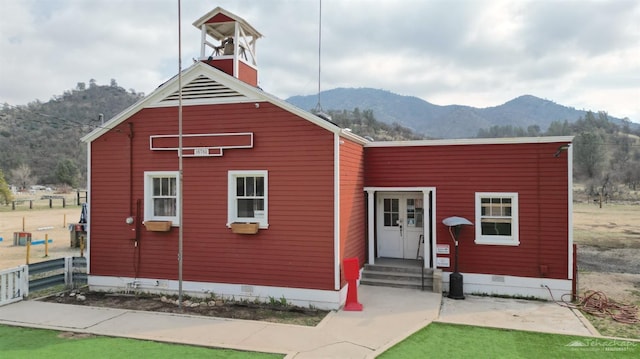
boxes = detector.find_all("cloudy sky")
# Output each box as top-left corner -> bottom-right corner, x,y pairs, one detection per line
1,0 -> 639,122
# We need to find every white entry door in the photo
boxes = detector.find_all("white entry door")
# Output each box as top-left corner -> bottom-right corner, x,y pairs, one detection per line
377,192 -> 425,259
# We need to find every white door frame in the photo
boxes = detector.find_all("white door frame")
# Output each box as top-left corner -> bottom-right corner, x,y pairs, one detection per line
364,187 -> 437,269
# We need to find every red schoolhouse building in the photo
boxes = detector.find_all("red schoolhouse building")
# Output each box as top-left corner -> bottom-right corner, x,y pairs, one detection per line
81,8 -> 574,309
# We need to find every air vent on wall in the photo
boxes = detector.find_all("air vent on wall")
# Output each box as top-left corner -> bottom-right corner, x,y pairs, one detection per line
160,75 -> 246,103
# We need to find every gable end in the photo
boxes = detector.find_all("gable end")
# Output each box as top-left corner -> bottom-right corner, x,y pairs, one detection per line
153,74 -> 249,107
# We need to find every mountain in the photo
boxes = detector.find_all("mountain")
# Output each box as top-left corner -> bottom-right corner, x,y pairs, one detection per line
286,88 -> 635,138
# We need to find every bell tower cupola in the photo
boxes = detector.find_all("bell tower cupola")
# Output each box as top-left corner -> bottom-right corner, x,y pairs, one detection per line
193,7 -> 263,86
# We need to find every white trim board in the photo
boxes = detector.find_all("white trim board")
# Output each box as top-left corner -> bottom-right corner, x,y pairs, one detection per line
365,136 -> 574,148
440,272 -> 572,300
333,133 -> 341,290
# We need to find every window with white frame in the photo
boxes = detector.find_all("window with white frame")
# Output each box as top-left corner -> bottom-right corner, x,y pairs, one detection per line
144,171 -> 180,225
228,170 -> 268,228
475,192 -> 519,245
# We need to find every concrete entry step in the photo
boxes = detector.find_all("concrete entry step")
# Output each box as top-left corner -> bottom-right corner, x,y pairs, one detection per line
361,259 -> 437,291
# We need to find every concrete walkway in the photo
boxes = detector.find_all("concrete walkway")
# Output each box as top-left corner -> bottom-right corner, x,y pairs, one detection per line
438,294 -> 599,337
0,286 -> 597,358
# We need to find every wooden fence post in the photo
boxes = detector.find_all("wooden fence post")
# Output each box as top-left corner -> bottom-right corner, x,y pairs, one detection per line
26,240 -> 31,265
44,234 -> 49,257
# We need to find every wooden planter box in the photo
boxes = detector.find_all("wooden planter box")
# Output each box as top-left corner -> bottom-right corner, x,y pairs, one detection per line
144,220 -> 172,232
230,222 -> 259,234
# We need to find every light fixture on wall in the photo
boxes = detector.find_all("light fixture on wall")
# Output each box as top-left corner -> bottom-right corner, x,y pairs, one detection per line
553,144 -> 570,157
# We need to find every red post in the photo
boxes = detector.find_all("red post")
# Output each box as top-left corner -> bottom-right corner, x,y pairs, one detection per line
343,257 -> 363,311
572,243 -> 578,301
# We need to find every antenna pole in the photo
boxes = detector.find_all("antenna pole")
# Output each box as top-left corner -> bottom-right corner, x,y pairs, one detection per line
316,0 -> 323,112
177,0 -> 184,310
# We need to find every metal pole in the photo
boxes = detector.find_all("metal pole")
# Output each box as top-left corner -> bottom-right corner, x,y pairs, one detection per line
177,0 -> 184,310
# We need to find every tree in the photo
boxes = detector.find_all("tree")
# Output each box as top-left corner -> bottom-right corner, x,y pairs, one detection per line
55,158 -> 79,187
10,164 -> 35,190
546,120 -> 571,136
0,169 -> 14,205
573,131 -> 605,179
527,125 -> 541,137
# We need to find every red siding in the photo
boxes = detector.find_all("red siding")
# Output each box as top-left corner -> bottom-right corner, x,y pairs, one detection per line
365,141 -> 570,280
238,62 -> 258,87
203,59 -> 234,78
340,138 -> 366,284
90,102 -> 337,290
202,57 -> 258,87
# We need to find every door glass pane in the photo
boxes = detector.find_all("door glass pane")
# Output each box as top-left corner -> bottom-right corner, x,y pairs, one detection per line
407,199 -> 416,226
408,197 -> 423,228
383,198 -> 399,227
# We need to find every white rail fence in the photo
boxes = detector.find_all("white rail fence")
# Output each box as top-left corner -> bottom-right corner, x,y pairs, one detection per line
0,265 -> 28,306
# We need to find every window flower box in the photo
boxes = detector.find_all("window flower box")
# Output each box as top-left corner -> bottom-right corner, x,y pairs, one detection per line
144,220 -> 172,232
230,222 -> 259,234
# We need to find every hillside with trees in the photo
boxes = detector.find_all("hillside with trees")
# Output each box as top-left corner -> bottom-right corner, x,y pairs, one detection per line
477,112 -> 640,202
0,80 -> 143,190
315,108 -> 424,141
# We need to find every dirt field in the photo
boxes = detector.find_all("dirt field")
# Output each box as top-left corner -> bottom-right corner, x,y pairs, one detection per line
573,202 -> 640,300
0,207 -> 84,268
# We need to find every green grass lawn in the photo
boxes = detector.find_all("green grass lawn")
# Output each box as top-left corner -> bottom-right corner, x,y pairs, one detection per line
0,325 -> 283,359
3,322 -> 639,358
379,322 -> 639,358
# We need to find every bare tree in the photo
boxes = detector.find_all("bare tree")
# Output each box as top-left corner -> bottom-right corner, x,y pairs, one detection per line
10,164 -> 36,191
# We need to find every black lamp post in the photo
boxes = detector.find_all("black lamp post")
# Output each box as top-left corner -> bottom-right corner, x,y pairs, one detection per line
443,216 -> 473,300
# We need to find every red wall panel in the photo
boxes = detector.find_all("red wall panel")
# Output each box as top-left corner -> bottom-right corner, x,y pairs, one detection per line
365,141 -> 570,280
340,139 -> 366,284
89,102 -> 337,290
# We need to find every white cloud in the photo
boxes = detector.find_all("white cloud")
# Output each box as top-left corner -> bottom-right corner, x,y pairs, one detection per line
1,0 -> 638,122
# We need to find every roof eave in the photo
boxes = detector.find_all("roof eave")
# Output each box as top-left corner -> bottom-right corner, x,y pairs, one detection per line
192,7 -> 263,39
364,136 -> 574,148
